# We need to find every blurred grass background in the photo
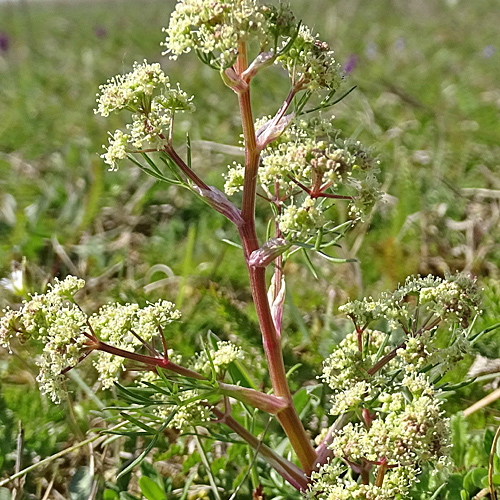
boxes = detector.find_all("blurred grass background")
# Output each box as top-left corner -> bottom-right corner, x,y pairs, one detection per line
0,0 -> 499,497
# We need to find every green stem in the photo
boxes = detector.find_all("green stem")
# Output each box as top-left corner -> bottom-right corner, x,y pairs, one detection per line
195,433 -> 222,500
235,40 -> 316,475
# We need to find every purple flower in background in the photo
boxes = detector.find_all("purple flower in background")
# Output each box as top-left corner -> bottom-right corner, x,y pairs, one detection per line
483,45 -> 495,58
0,32 -> 9,52
343,54 -> 358,74
94,25 -> 107,39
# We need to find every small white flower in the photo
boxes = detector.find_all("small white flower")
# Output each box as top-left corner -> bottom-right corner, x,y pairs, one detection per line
95,60 -> 194,168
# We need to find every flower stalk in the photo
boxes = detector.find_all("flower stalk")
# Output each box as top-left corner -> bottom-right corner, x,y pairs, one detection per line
235,39 -> 316,474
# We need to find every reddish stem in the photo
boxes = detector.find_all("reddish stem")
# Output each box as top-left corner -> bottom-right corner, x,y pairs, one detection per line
375,457 -> 388,487
314,192 -> 353,200
272,180 -> 284,336
360,463 -> 371,485
218,382 -> 288,415
95,340 -> 206,380
286,175 -> 353,200
211,407 -> 309,492
236,40 -> 316,474
164,144 -> 210,191
357,327 -> 363,352
61,350 -> 93,374
362,408 -> 372,428
367,343 -> 402,376
314,413 -> 351,468
129,328 -> 159,357
367,317 -> 442,376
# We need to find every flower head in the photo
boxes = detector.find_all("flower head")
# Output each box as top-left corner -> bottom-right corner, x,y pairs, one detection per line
95,60 -> 194,168
0,276 -> 87,402
312,370 -> 450,499
95,61 -> 170,117
225,117 -> 380,239
340,274 -> 480,333
192,340 -> 244,376
339,274 -> 481,378
308,461 -> 420,500
163,0 -> 295,69
90,300 -> 181,388
102,130 -> 129,170
0,276 -> 183,402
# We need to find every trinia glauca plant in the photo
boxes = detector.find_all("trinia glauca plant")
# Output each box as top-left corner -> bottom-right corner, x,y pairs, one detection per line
0,1 -> 484,498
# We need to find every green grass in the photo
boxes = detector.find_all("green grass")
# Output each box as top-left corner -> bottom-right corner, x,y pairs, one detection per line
0,0 -> 499,497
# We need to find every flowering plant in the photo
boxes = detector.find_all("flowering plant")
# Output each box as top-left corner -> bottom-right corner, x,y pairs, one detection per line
0,1 -> 492,498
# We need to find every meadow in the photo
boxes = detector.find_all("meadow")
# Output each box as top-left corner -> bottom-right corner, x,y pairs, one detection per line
0,0 -> 500,498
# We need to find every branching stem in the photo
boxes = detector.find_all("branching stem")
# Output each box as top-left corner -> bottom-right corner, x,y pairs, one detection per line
211,407 -> 309,491
95,339 -> 206,380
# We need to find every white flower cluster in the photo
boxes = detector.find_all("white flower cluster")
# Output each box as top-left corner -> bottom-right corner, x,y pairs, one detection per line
339,274 -> 480,377
95,60 -> 195,169
163,0 -> 295,69
278,196 -> 324,239
277,25 -> 343,91
308,462 -> 419,500
0,276 -> 182,401
90,300 -> 180,389
95,61 -> 169,117
419,273 -> 481,328
192,340 -> 244,376
225,118 -> 380,239
102,130 -> 129,170
310,373 -> 449,499
1,276 -> 87,402
321,330 -> 390,415
223,161 -> 245,196
331,376 -> 449,465
310,276 -> 478,497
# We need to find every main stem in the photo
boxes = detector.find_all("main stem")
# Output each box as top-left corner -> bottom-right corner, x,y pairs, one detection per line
235,41 -> 316,475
